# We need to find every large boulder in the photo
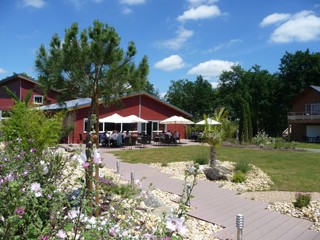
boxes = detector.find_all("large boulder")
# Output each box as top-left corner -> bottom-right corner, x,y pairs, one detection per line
204,164 -> 233,181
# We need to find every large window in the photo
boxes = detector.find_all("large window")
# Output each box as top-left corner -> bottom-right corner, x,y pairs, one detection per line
33,95 -> 44,104
305,103 -> 320,114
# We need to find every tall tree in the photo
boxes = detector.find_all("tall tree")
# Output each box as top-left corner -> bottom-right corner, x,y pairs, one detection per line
35,20 -> 149,216
165,76 -> 215,119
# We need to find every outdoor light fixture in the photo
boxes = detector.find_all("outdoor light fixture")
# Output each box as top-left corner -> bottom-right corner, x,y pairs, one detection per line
116,161 -> 120,173
131,171 -> 135,186
236,214 -> 244,240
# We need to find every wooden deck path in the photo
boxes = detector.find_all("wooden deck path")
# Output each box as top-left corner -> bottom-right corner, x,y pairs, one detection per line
100,150 -> 320,240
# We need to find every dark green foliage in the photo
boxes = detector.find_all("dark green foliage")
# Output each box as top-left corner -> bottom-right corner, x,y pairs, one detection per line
232,171 -> 246,183
165,76 -> 216,120
293,193 -> 311,209
234,159 -> 252,174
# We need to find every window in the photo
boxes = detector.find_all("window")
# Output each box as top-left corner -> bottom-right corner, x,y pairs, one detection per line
33,95 -> 44,105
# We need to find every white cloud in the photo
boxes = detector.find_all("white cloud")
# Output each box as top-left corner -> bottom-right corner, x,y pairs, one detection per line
177,5 -> 221,22
157,27 -> 193,50
0,68 -> 7,75
21,0 -> 45,8
154,55 -> 185,71
210,81 -> 219,88
267,11 -> 320,43
187,60 -> 236,80
260,13 -> 291,27
119,0 -> 146,5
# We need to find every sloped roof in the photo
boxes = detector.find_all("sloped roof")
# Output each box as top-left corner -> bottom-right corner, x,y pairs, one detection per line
37,98 -> 91,111
310,85 -> 320,93
0,74 -> 39,85
38,91 -> 192,118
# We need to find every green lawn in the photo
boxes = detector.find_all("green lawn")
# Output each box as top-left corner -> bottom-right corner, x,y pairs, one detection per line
111,145 -> 320,192
295,142 -> 320,149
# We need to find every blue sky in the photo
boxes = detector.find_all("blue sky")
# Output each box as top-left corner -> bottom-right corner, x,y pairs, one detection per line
1,0 -> 320,94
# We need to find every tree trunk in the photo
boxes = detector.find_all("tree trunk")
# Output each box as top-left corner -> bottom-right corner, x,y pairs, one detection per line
93,88 -> 100,217
209,145 -> 217,168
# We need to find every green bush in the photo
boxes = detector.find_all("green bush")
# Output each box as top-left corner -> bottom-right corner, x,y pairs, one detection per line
293,193 -> 311,208
251,131 -> 273,146
234,159 -> 252,174
232,171 -> 246,183
274,138 -> 297,149
192,151 -> 209,165
0,102 -> 64,154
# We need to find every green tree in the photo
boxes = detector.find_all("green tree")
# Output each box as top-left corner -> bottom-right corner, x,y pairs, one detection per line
165,76 -> 215,119
202,107 -> 231,167
279,49 -> 320,108
35,20 -> 149,216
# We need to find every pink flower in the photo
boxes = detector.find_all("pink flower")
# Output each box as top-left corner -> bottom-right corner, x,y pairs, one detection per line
56,229 -> 67,239
16,207 -> 25,217
82,162 -> 90,170
41,236 -> 49,240
93,150 -> 102,164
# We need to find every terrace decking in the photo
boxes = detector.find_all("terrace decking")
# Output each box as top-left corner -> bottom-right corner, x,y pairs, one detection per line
100,149 -> 320,240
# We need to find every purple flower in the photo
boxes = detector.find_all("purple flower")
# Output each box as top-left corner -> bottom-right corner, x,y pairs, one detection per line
16,207 -> 25,216
4,172 -> 14,183
41,236 -> 49,240
30,148 -> 37,153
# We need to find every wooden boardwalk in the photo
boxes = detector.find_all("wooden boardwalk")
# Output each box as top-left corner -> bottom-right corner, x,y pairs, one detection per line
100,149 -> 320,240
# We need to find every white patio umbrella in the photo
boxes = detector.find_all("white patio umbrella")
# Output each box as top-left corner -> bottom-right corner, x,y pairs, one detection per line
196,118 -> 221,125
160,115 -> 194,125
100,113 -> 132,123
123,114 -> 148,123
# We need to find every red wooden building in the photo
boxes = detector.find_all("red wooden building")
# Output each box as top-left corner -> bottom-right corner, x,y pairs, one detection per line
41,92 -> 193,144
0,74 -> 58,113
287,85 -> 320,142
1,74 -> 193,144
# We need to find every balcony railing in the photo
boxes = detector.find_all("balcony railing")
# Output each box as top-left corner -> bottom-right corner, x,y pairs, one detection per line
288,112 -> 320,121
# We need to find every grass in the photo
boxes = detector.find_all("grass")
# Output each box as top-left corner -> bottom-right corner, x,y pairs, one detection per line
111,145 -> 320,192
295,142 -> 320,149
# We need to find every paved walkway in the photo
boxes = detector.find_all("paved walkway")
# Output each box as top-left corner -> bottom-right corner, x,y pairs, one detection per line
99,142 -> 320,240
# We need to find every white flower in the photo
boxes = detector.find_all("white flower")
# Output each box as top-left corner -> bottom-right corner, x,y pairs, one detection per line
93,150 -> 102,164
166,216 -> 188,235
56,229 -> 67,239
30,182 -> 42,197
68,209 -> 80,219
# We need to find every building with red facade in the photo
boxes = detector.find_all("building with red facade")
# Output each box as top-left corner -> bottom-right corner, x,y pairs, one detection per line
0,74 -> 58,114
287,85 -> 320,142
0,74 -> 193,144
41,92 -> 193,144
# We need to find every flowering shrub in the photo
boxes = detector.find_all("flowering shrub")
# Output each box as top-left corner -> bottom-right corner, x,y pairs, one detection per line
251,131 -> 273,147
0,137 -> 199,239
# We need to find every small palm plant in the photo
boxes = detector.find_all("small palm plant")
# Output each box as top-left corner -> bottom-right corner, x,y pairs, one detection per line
202,107 -> 231,168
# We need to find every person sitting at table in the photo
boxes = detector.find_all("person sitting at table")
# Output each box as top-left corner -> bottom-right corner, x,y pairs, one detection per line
173,131 -> 180,143
110,130 -> 118,147
99,132 -> 107,146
